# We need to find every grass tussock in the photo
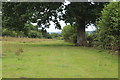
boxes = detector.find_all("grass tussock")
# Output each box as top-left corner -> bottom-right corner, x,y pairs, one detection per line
15,48 -> 24,56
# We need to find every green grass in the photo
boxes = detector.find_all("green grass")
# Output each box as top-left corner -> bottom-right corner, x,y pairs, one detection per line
2,38 -> 118,78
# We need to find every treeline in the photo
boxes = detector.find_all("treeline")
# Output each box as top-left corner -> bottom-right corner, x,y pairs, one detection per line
3,24 -> 62,39
3,23 -> 46,38
2,23 -> 62,39
62,2 -> 120,54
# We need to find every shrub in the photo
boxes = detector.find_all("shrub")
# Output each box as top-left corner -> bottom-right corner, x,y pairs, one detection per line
86,33 -> 95,47
62,25 -> 77,43
2,28 -> 18,37
50,33 -> 62,40
28,30 -> 42,38
96,2 -> 120,52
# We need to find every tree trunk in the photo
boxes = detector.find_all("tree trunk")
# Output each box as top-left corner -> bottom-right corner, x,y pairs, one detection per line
76,21 -> 87,46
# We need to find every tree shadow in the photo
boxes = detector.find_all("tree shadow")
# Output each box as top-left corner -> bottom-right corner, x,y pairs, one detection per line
26,43 -> 74,47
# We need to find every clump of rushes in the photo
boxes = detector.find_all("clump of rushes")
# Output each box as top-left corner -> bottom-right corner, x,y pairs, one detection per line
15,48 -> 24,56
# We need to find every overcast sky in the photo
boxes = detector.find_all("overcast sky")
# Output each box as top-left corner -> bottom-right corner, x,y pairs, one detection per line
32,21 -> 96,33
45,21 -> 96,33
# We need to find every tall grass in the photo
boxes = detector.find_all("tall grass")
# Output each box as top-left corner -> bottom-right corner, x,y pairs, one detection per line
3,37 -> 53,43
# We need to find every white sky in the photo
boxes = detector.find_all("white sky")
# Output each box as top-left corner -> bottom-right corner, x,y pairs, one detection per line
46,22 -> 96,32
32,21 -> 96,33
46,21 -> 96,32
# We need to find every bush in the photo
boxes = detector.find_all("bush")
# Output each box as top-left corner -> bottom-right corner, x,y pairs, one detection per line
50,33 -> 62,40
28,30 -> 42,38
62,25 -> 77,43
2,28 -> 17,37
86,33 -> 96,47
96,2 -> 120,52
17,31 -> 25,37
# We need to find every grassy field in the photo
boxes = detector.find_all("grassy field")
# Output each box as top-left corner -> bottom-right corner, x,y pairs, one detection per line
2,37 -> 118,78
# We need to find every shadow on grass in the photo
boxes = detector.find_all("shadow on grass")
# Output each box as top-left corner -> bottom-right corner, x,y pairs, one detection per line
25,43 -> 74,47
5,39 -> 75,47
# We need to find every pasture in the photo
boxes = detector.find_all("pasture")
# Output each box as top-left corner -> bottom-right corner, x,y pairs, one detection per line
2,37 -> 118,78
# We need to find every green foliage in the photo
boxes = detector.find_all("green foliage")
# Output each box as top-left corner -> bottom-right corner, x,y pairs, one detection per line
40,29 -> 51,39
2,3 -> 31,31
2,2 -> 62,31
23,23 -> 42,38
96,2 -> 120,51
86,32 -> 96,47
2,23 -> 44,38
62,25 -> 77,43
50,33 -> 62,40
28,30 -> 42,38
17,31 -> 25,37
63,3 -> 105,25
2,28 -> 17,37
62,25 -> 96,45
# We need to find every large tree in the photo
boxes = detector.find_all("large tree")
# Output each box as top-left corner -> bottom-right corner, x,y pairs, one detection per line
61,2 -> 106,46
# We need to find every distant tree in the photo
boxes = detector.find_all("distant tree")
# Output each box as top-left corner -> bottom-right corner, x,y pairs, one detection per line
50,33 -> 62,39
24,23 -> 39,37
28,30 -> 42,38
40,28 -> 51,39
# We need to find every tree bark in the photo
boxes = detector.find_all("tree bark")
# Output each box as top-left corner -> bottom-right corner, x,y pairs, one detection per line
76,21 -> 87,46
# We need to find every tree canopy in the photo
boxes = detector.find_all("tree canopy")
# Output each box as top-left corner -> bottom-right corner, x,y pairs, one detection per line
2,2 -> 62,31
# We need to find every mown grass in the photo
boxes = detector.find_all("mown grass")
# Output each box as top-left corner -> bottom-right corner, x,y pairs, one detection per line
2,37 -> 118,78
